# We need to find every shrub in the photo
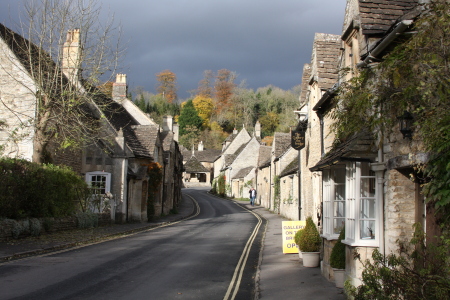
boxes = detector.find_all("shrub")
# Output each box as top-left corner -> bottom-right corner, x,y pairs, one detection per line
294,229 -> 304,246
330,227 -> 345,269
346,224 -> 450,300
0,158 -> 88,219
298,216 -> 321,252
76,211 -> 98,228
29,218 -> 41,237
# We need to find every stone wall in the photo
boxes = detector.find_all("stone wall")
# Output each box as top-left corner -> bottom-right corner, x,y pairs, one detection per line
0,213 -> 112,242
0,38 -> 37,160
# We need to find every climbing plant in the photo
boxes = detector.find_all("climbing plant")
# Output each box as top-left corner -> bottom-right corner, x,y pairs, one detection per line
144,162 -> 163,221
331,0 -> 450,226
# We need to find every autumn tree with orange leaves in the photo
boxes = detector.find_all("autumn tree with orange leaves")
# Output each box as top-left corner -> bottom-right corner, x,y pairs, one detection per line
156,70 -> 178,103
214,69 -> 236,113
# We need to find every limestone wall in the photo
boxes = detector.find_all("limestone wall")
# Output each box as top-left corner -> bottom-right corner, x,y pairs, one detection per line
0,38 -> 37,160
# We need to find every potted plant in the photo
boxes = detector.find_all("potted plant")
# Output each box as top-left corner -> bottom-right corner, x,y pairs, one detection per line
330,227 -> 346,288
298,216 -> 321,267
294,228 -> 304,259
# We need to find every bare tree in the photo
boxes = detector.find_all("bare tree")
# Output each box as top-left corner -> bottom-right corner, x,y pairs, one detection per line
0,0 -> 124,163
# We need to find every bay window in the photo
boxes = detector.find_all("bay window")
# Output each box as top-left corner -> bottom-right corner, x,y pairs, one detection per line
322,165 -> 346,239
322,161 -> 380,246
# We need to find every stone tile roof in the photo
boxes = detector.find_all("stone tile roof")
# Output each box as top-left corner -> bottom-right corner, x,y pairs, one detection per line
280,157 -> 299,177
184,155 -> 209,173
258,146 -> 272,168
313,33 -> 341,90
127,125 -> 160,159
181,148 -> 222,163
232,166 -> 254,180
358,0 -> 419,36
299,64 -> 311,106
273,132 -> 291,158
310,132 -> 377,171
160,131 -> 174,152
0,22 -> 161,162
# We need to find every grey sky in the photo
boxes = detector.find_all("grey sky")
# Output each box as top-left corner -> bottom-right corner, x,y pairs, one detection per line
0,0 -> 347,100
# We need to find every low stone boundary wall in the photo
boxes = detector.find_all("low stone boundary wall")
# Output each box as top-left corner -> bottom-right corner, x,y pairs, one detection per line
0,213 -> 112,241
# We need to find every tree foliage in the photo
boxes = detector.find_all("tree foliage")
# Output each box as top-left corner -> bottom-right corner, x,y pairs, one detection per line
178,99 -> 203,136
214,69 -> 236,113
156,69 -> 177,103
192,95 -> 214,127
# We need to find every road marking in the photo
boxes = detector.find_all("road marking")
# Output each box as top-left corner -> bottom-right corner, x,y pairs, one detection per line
224,204 -> 263,300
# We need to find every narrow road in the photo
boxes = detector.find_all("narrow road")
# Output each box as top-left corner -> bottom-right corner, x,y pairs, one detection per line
0,188 -> 264,300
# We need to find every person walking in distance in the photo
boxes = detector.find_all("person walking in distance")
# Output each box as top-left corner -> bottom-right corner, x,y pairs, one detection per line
249,187 -> 257,206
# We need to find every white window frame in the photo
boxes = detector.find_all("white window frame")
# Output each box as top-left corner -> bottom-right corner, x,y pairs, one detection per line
85,171 -> 111,195
322,165 -> 346,240
85,171 -> 112,213
343,162 -> 379,247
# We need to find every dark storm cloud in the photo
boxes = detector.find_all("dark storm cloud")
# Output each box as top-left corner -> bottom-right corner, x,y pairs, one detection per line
0,0 -> 347,99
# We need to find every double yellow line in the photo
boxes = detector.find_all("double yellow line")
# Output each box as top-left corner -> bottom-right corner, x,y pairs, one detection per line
223,203 -> 263,300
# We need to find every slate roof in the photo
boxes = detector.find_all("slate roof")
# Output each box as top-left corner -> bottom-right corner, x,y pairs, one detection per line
273,132 -> 291,158
310,132 -> 377,171
313,33 -> 341,90
358,0 -> 419,36
280,157 -> 299,177
258,146 -> 272,168
184,155 -> 209,173
232,167 -> 254,180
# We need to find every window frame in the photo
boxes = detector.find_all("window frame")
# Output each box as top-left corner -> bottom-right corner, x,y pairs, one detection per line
343,161 -> 380,247
322,164 -> 346,240
85,171 -> 111,195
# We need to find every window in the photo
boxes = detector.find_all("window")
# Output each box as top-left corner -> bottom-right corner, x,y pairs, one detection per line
322,165 -> 346,239
85,172 -> 111,213
322,161 -> 380,246
345,162 -> 378,247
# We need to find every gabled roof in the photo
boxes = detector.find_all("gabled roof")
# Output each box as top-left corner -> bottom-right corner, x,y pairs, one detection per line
273,132 -> 291,158
358,0 -> 419,36
232,166 -> 254,180
181,148 -> 221,163
184,155 -> 209,173
160,131 -> 174,152
258,146 -> 272,168
299,64 -> 311,106
127,125 -> 160,159
280,157 -> 299,177
310,132 -> 377,171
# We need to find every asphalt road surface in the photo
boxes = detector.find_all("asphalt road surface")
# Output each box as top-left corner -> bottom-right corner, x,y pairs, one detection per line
0,188 -> 264,300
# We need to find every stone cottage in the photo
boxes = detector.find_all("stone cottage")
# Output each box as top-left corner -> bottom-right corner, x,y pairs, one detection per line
0,24 -> 182,223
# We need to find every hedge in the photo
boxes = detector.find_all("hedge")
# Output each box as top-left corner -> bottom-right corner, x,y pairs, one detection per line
0,158 -> 88,219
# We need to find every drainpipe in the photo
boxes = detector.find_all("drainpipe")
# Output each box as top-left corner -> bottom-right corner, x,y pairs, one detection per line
357,20 -> 413,68
298,151 -> 302,220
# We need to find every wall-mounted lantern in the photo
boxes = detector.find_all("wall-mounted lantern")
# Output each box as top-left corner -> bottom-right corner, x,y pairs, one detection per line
398,110 -> 413,139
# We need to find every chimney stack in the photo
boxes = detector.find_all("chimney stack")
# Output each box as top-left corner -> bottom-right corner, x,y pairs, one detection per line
255,121 -> 261,138
112,74 -> 127,102
198,141 -> 204,151
62,29 -> 81,81
162,115 -> 173,132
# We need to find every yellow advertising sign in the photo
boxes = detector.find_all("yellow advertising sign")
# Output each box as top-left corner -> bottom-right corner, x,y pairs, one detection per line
282,221 -> 306,254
